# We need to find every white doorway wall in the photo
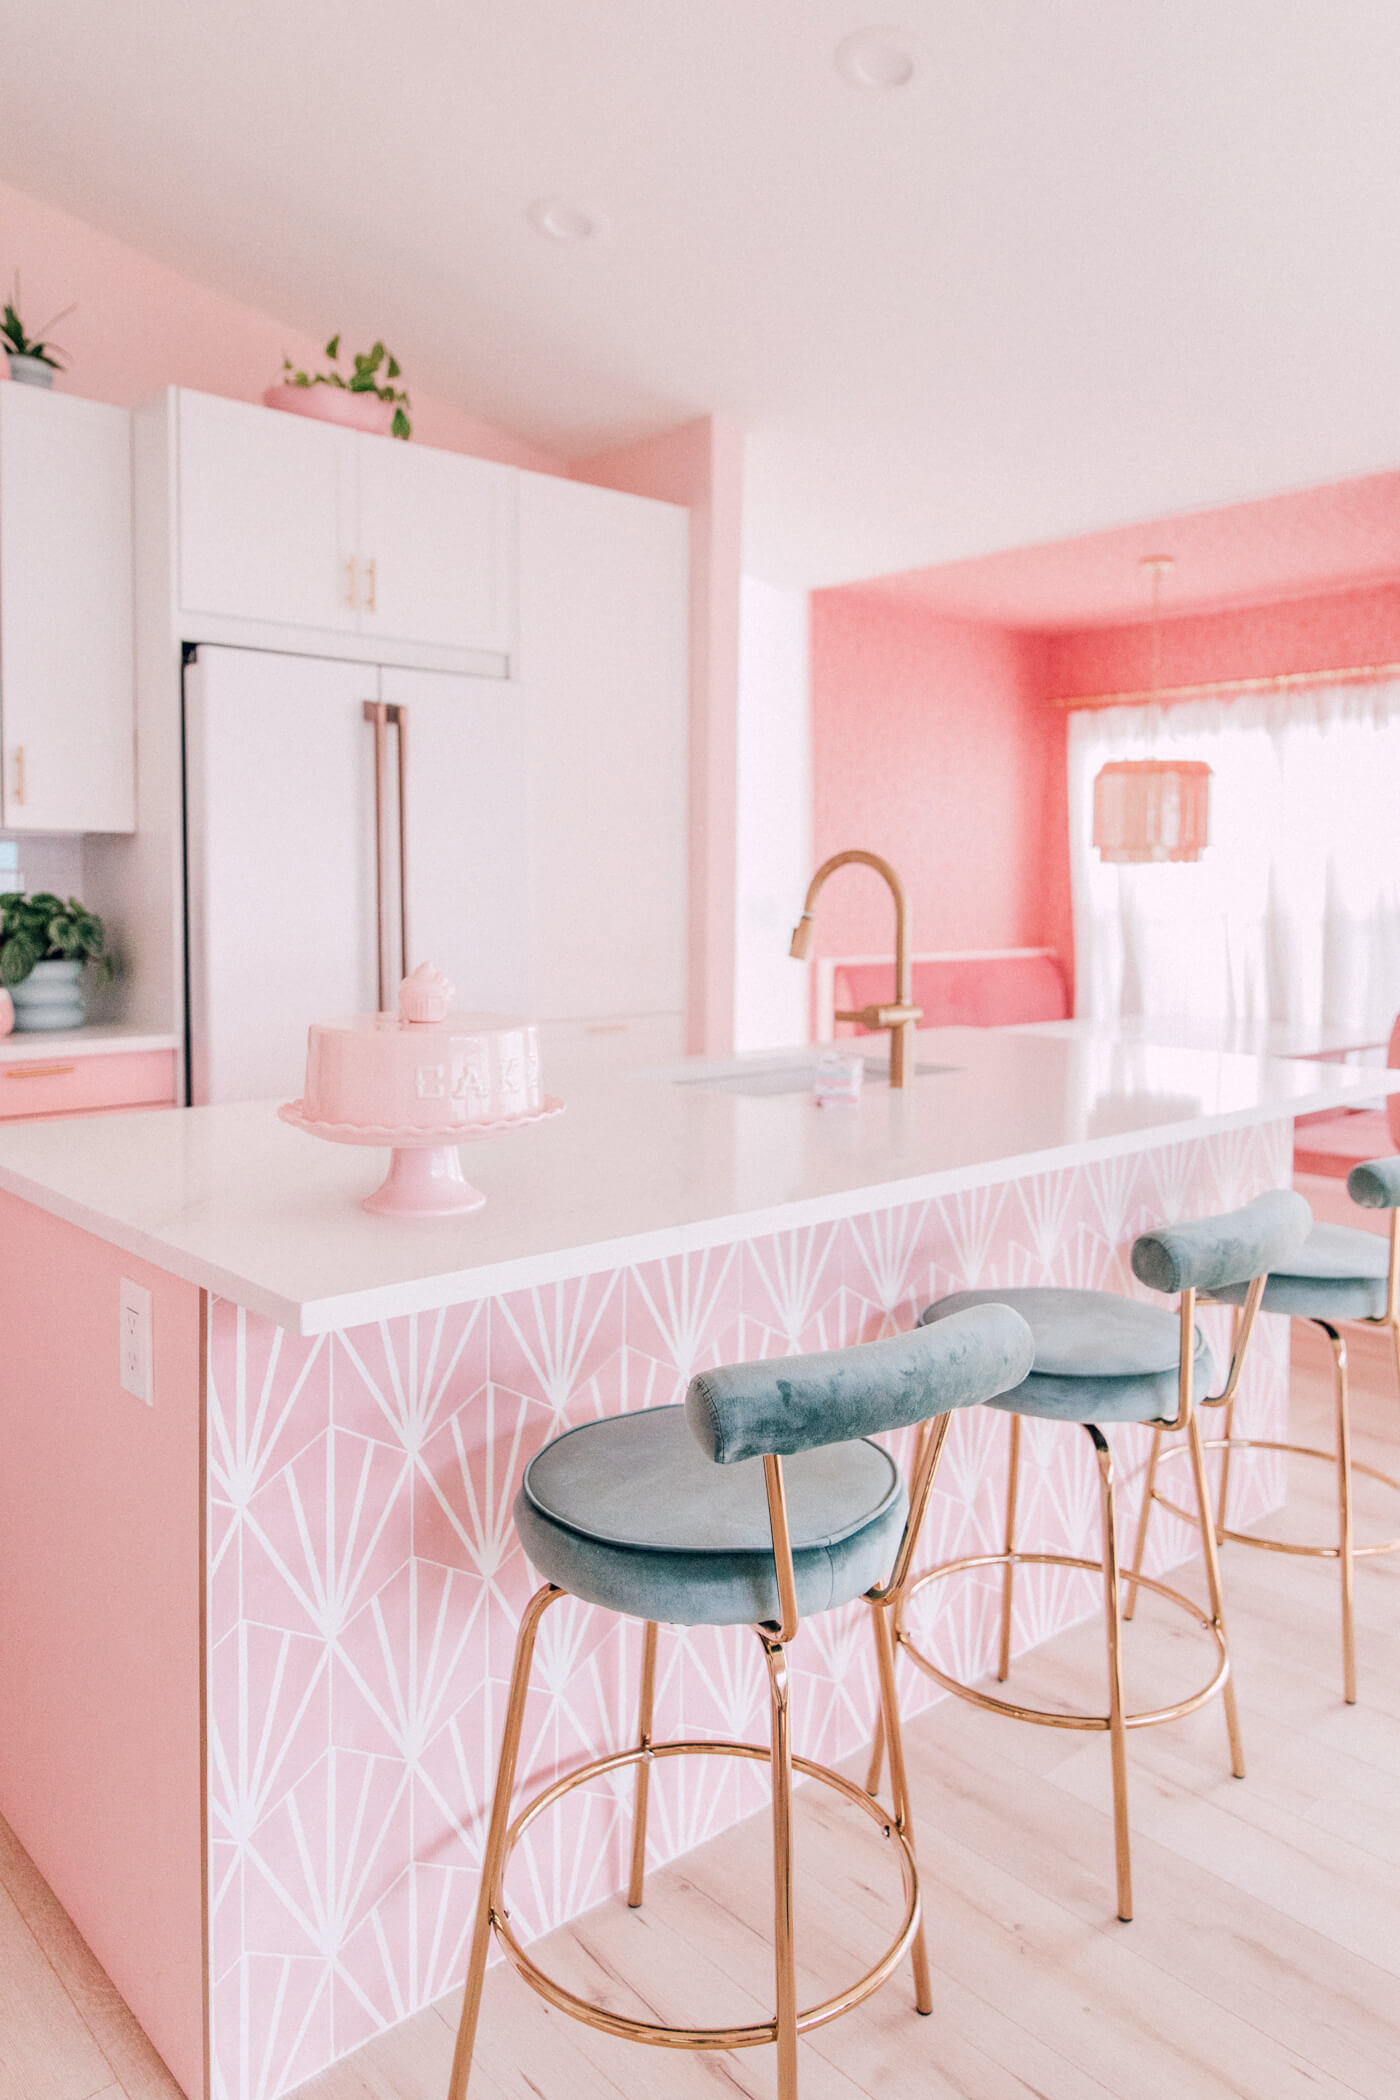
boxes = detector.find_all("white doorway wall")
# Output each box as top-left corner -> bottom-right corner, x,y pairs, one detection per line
734,576 -> 811,1052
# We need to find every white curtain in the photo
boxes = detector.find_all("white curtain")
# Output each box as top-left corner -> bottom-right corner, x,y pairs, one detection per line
1068,680 -> 1400,1035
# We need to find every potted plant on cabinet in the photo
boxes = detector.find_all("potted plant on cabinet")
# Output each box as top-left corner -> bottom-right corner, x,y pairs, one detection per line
0,893 -> 114,1030
264,335 -> 412,437
1,279 -> 73,388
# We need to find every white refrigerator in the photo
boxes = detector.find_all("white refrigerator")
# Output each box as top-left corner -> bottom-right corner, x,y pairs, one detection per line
183,645 -> 530,1104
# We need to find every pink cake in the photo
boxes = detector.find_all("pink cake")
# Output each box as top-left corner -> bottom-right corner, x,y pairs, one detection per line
303,964 -> 544,1132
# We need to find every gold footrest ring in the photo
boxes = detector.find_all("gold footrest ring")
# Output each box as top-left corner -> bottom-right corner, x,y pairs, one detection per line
1152,1436 -> 1400,1560
489,1738 -> 919,2051
896,1551 -> 1228,1731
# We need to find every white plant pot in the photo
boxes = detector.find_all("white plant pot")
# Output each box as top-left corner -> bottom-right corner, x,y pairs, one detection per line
4,352 -> 57,389
10,958 -> 85,1031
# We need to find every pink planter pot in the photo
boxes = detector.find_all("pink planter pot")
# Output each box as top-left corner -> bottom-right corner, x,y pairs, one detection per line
262,383 -> 396,436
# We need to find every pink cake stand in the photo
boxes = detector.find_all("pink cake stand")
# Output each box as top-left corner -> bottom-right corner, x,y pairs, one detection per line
278,1097 -> 565,1217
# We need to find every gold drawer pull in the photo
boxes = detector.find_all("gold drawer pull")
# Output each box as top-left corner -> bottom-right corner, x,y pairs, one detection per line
5,1062 -> 77,1079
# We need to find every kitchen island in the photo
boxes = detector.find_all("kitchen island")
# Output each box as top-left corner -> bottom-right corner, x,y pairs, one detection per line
0,1026 -> 1390,2100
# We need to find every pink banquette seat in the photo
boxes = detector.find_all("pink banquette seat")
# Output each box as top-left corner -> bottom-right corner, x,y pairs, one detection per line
823,947 -> 1069,1039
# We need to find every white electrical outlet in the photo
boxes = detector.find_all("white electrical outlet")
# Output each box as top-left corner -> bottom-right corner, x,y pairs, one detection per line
119,1278 -> 153,1404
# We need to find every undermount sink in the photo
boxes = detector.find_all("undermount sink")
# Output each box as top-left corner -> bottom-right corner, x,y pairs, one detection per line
676,1056 -> 959,1098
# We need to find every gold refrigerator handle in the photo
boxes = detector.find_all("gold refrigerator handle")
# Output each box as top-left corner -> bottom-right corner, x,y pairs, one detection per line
395,701 -> 410,981
362,701 -> 411,1009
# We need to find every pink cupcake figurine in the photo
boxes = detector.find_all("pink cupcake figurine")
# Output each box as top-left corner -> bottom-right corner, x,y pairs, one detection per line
398,962 -> 454,1026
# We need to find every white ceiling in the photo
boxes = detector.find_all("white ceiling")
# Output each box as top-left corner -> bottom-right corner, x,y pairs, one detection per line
5,2 -> 1400,589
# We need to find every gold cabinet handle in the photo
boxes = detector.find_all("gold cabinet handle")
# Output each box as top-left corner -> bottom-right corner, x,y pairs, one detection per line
5,1062 -> 77,1079
345,556 -> 359,609
12,744 -> 24,806
365,557 -> 377,612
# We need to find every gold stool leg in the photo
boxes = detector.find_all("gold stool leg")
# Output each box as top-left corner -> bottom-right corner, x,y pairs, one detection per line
1215,1393 -> 1237,1540
1088,1426 -> 1133,1923
760,1631 -> 800,2100
1321,1321 -> 1357,1705
447,1583 -> 563,2100
1185,1411 -> 1246,1778
627,1621 -> 660,1907
997,1414 -> 1022,1681
865,1706 -> 886,1798
1123,1425 -> 1162,1624
1215,1308 -> 1243,1539
866,1411 -> 938,1800
870,1597 -> 933,2013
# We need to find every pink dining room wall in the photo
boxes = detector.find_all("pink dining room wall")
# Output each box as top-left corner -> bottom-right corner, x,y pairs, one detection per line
0,177 -> 564,472
1044,577 -> 1400,699
810,586 -> 1071,995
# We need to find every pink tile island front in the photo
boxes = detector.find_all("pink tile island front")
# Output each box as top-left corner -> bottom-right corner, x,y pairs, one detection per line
0,1026 -> 1387,2099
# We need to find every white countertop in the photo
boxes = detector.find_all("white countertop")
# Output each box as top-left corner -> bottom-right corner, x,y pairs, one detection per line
0,1023 -> 180,1063
0,1026 -> 1391,1335
1012,1014 -> 1392,1061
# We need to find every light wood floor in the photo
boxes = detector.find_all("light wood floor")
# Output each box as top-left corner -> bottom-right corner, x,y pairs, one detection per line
6,1287 -> 1399,2099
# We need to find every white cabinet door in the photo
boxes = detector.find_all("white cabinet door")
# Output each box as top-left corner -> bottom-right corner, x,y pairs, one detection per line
176,391 -> 357,634
0,387 -> 135,832
356,440 -> 515,654
185,647 -> 379,1104
380,665 -> 531,1015
518,472 -> 689,1024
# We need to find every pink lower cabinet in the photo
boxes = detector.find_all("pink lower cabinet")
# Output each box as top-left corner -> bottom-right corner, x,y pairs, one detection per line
0,1048 -> 177,1120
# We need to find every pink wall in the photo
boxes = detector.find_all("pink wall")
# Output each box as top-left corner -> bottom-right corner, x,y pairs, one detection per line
0,177 -> 563,472
575,417 -> 744,1056
1045,578 -> 1400,700
810,588 -> 1070,980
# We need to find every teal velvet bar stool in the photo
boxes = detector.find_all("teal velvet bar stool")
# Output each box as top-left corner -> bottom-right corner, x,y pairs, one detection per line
891,1190 -> 1311,1924
445,1304 -> 1035,2100
1130,1157 -> 1400,1704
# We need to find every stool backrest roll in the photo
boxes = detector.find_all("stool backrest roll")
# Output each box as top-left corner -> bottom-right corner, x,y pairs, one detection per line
685,1303 -> 1035,1466
1347,1155 -> 1400,1210
1130,1188 -> 1311,1297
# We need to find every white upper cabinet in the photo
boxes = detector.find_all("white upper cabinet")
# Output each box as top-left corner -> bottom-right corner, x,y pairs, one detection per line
0,386 -> 135,833
170,389 -> 517,668
518,471 -> 689,1026
176,391 -> 357,635
357,440 -> 514,654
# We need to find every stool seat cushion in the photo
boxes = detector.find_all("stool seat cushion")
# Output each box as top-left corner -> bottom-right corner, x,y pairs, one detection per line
921,1287 -> 1214,1426
1210,1222 -> 1391,1323
516,1406 -> 906,1627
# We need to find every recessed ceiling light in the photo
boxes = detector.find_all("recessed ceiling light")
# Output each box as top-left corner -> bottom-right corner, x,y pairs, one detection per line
834,27 -> 917,91
527,196 -> 600,243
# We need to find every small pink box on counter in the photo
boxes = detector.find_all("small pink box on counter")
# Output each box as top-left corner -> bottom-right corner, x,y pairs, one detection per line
812,1050 -> 864,1105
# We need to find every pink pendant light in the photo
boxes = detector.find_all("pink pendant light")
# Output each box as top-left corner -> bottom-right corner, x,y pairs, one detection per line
1092,758 -> 1211,862
1092,556 -> 1211,865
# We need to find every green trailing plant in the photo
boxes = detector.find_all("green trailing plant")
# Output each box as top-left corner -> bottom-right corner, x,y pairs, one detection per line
0,893 -> 114,987
279,334 -> 411,438
1,275 -> 74,371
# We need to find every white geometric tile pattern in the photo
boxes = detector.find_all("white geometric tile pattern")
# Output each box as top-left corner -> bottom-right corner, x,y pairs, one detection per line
205,1120 -> 1293,2097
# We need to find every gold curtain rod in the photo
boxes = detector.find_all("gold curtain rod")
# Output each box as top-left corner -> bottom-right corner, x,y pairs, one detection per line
1054,659 -> 1400,711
